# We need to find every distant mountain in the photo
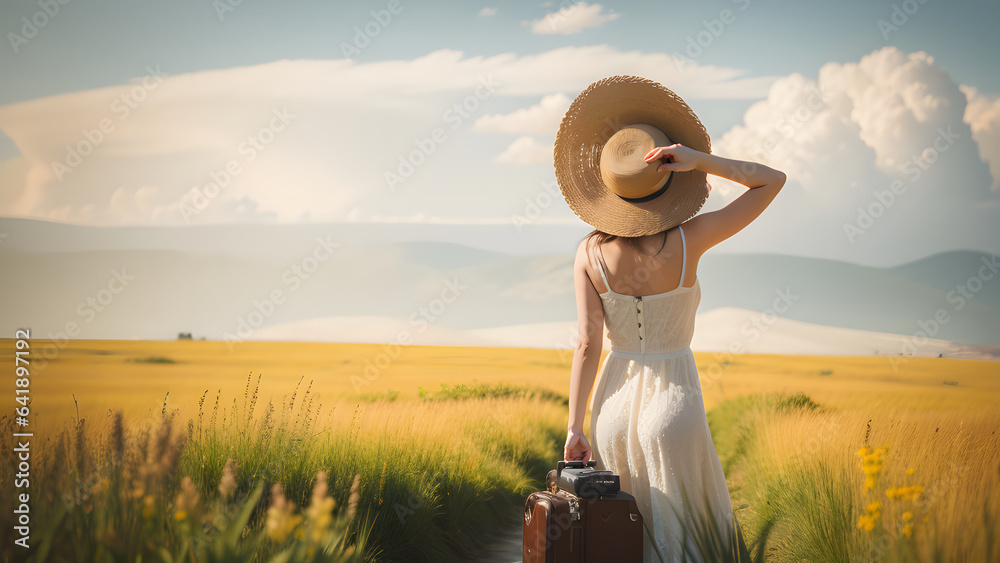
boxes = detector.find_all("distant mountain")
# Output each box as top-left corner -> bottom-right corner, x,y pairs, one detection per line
0,216 -> 591,263
888,250 -> 1000,311
695,253 -> 1000,346
1,218 -> 996,348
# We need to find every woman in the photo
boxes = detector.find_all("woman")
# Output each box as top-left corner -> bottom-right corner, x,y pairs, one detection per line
556,76 -> 786,562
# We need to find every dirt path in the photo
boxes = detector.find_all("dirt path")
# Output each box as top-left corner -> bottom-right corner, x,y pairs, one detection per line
477,523 -> 523,562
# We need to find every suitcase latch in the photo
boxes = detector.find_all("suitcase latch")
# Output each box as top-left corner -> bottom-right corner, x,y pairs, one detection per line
568,496 -> 580,521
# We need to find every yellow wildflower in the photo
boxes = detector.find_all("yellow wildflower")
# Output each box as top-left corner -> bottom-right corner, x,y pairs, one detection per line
902,524 -> 913,538
305,470 -> 336,544
886,485 -> 924,501
857,444 -> 890,490
266,483 -> 302,542
857,497 -> 883,532
856,514 -> 876,531
905,467 -> 916,475
902,511 -> 913,522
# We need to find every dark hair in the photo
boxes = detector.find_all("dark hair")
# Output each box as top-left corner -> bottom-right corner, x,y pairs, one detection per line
580,227 -> 670,253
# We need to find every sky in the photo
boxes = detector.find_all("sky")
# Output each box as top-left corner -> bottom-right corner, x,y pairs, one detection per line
1,0 -> 998,266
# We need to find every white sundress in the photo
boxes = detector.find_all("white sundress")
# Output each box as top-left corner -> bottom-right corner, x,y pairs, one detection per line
588,226 -> 738,562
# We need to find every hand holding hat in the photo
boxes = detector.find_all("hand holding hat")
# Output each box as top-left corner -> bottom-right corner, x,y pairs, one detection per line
643,143 -> 703,174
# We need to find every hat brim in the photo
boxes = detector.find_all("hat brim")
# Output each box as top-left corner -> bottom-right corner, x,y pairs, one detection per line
554,75 -> 712,237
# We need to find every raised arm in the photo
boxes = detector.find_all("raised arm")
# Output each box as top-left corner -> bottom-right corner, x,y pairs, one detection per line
645,144 -> 786,258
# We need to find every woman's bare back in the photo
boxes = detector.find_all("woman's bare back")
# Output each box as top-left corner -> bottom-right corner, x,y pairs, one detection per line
584,225 -> 698,298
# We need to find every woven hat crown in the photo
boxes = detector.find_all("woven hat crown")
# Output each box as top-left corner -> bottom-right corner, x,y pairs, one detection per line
599,123 -> 673,201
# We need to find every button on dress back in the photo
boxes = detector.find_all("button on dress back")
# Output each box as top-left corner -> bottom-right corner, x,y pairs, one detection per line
592,226 -> 701,358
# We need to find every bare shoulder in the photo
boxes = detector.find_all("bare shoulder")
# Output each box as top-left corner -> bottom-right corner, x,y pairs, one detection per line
574,236 -> 601,291
678,217 -> 710,261
574,235 -> 594,265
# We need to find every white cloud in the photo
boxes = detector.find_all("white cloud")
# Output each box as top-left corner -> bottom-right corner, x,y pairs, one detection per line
474,93 -> 571,135
478,7 -> 497,17
497,136 -> 553,165
526,2 -> 619,35
0,44 -> 994,263
0,45 -> 776,227
961,85 -> 1000,191
711,46 -> 998,264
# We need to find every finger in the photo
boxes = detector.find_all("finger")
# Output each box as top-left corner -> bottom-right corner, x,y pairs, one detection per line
644,144 -> 680,162
644,148 -> 665,162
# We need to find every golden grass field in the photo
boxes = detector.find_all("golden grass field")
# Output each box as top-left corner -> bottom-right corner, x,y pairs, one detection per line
2,338 -> 997,562
8,338 -> 998,434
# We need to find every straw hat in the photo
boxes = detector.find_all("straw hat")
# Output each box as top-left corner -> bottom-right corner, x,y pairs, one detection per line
554,75 -> 712,237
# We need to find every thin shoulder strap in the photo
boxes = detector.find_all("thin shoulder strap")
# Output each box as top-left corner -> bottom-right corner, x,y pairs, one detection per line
678,226 -> 688,284
593,243 -> 612,292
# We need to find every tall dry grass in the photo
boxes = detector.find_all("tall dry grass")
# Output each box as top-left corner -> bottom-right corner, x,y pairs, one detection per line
0,374 -> 569,562
710,393 -> 1000,562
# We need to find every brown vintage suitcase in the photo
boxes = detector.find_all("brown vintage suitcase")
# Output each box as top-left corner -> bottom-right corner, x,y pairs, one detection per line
522,462 -> 643,562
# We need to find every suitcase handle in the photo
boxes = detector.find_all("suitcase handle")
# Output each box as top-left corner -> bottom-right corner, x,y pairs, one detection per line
523,494 -> 537,525
557,459 -> 596,480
